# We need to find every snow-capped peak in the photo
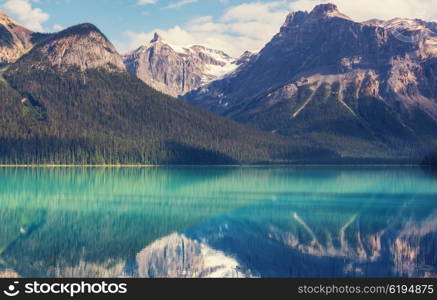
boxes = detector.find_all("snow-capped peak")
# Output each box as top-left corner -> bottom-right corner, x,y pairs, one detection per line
363,18 -> 436,37
150,32 -> 163,43
123,37 -> 248,97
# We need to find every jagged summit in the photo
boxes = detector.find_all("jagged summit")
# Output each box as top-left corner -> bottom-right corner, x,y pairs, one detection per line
150,32 -> 164,43
235,50 -> 254,65
282,3 -> 352,29
282,11 -> 308,27
309,3 -> 351,20
310,3 -> 338,16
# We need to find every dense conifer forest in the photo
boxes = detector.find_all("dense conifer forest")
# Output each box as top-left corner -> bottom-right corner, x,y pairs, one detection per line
0,63 -> 334,164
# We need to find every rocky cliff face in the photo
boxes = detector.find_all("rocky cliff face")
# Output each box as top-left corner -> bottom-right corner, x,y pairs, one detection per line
185,4 -> 437,158
0,10 -> 34,64
123,33 -> 240,97
15,23 -> 126,72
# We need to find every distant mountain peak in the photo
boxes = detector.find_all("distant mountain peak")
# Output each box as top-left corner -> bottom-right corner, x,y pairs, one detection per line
151,32 -> 164,43
282,3 -> 351,29
235,50 -> 254,65
0,10 -> 34,63
56,23 -> 105,39
15,23 -> 126,72
123,40 -> 240,97
311,3 -> 339,15
308,3 -> 352,21
70,23 -> 98,30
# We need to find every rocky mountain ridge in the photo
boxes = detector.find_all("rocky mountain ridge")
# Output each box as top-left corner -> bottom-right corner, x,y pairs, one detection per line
123,33 -> 245,97
185,3 -> 437,159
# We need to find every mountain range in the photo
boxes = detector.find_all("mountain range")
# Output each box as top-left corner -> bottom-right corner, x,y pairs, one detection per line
1,3 -> 437,164
185,4 -> 437,160
0,15 -> 321,165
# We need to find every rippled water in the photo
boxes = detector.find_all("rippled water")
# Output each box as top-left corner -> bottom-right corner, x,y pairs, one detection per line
0,166 -> 436,278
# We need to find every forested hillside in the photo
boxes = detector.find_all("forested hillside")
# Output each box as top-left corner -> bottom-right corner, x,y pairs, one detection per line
0,63 -> 331,164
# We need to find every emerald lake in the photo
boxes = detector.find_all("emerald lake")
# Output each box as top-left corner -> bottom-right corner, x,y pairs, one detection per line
0,166 -> 436,278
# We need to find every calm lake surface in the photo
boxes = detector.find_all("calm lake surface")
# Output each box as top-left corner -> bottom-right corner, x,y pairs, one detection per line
0,166 -> 436,278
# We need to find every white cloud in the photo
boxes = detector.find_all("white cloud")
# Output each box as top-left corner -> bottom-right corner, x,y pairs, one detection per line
137,0 -> 158,5
290,0 -> 437,22
123,27 -> 264,57
222,1 -> 287,22
3,0 -> 50,32
165,0 -> 198,10
52,24 -> 64,31
124,30 -> 152,49
123,1 -> 290,56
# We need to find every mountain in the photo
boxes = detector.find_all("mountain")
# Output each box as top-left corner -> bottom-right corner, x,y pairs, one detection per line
123,33 -> 242,97
0,21 -> 326,164
0,10 -> 34,64
185,4 -> 437,160
16,23 -> 126,72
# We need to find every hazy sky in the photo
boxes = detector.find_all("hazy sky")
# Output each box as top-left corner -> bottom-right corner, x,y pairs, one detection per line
1,0 -> 436,56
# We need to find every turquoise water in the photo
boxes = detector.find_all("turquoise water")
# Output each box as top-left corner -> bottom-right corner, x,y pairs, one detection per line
0,166 -> 436,278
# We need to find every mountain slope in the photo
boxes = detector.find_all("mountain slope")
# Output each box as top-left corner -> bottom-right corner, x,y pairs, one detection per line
185,4 -> 437,159
0,23 -> 328,164
123,33 -> 240,97
0,10 -> 34,64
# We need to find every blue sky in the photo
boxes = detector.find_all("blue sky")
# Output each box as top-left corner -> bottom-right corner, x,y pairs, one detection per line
1,0 -> 436,56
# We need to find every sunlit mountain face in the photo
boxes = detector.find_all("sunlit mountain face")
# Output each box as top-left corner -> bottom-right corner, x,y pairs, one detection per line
185,4 -> 437,160
0,167 -> 436,278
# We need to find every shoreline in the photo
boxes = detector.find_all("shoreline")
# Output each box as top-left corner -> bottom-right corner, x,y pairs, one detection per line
0,164 -> 427,168
0,164 -> 157,168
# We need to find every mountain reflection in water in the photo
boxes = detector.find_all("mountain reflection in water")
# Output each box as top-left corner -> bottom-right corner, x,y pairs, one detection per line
0,167 -> 436,278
